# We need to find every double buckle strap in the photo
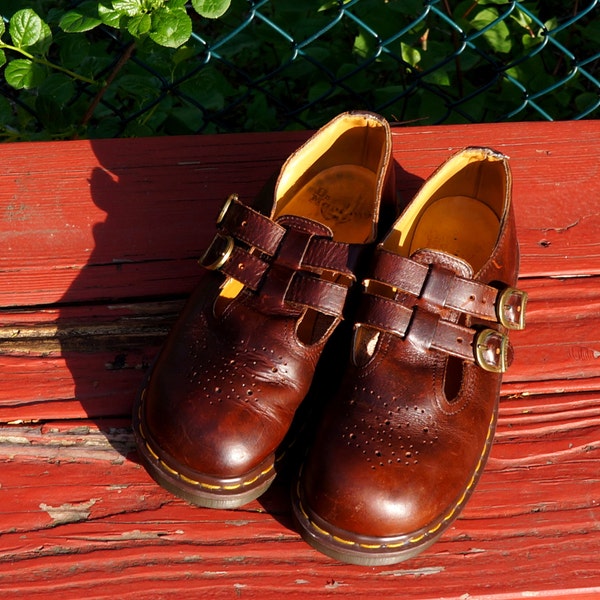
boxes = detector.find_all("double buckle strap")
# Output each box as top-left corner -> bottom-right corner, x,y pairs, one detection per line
198,194 -> 353,318
198,194 -> 284,285
360,250 -> 527,374
474,287 -> 525,372
473,287 -> 525,372
198,194 -> 240,270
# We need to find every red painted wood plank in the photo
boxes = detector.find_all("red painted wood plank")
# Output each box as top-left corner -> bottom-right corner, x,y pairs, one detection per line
503,275 -> 600,393
1,121 -> 599,308
1,134 -> 306,308
2,274 -> 599,422
0,377 -> 598,598
0,121 -> 599,598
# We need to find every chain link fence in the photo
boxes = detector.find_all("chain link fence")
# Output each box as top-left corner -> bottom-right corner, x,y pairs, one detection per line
1,0 -> 599,138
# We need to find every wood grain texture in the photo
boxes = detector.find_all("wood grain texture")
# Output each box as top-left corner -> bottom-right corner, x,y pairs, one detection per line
1,121 -> 599,307
0,410 -> 598,599
1,120 -> 599,598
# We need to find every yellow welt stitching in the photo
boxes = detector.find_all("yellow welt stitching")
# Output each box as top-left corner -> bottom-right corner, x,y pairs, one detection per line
198,481 -> 223,491
332,536 -> 356,546
145,441 -> 159,461
241,464 -> 274,488
310,521 -> 330,538
178,473 -> 200,486
159,459 -> 179,476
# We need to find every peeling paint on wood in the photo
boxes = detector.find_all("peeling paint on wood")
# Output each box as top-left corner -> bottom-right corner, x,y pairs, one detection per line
39,499 -> 99,526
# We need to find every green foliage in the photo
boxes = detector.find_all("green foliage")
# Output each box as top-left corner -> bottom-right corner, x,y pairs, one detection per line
0,0 -> 597,141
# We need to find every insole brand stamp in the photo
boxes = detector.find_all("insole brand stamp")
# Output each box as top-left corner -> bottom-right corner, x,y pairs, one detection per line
309,184 -> 372,224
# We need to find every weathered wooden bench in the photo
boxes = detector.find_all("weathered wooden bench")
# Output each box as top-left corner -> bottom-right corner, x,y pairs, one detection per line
1,120 -> 599,599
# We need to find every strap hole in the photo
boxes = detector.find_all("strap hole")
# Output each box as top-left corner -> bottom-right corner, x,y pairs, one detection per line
457,337 -> 464,344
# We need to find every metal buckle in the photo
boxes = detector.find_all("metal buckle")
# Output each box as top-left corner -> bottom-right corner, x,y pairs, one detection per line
475,328 -> 510,373
216,193 -> 238,225
198,233 -> 234,270
496,287 -> 527,330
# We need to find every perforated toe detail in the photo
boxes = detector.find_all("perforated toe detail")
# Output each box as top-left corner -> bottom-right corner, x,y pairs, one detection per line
340,386 -> 441,470
187,343 -> 294,407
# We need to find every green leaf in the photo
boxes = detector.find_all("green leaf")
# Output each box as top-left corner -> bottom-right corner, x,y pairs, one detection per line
353,31 -> 372,59
0,95 -> 12,123
35,95 -> 69,133
575,92 -> 599,113
544,17 -> 559,33
39,73 -> 76,106
149,8 -> 191,48
127,13 -> 152,37
59,5 -> 102,33
0,18 -> 5,39
471,8 -> 512,54
308,81 -> 331,103
9,9 -> 43,49
0,50 -> 5,68
172,45 -> 196,66
29,20 -> 52,56
192,0 -> 231,19
422,67 -> 451,86
400,42 -> 421,67
112,0 -> 144,17
510,8 -> 534,32
98,3 -> 124,28
5,58 -> 46,89
59,34 -> 91,69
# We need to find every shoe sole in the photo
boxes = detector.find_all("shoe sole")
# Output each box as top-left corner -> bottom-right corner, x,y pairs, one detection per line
291,405 -> 498,566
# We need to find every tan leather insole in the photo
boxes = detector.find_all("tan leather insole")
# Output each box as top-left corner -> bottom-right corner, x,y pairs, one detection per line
277,165 -> 377,243
407,195 -> 499,272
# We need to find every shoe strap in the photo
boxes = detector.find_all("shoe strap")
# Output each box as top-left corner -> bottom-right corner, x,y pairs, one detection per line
357,249 -> 527,373
199,195 -> 361,317
357,294 -> 512,373
370,249 -> 527,330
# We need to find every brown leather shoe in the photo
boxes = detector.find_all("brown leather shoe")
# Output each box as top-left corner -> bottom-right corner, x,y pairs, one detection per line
133,111 -> 393,508
292,147 -> 527,565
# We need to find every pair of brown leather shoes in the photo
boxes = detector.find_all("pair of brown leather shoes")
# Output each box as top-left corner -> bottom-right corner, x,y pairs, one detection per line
133,111 -> 527,566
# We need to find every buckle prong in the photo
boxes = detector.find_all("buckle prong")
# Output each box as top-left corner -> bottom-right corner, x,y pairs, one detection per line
217,193 -> 238,225
497,286 -> 527,330
475,328 -> 509,373
198,233 -> 234,271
